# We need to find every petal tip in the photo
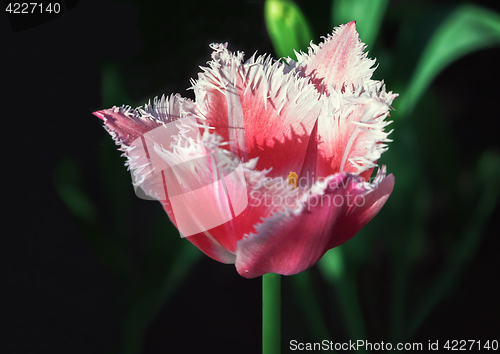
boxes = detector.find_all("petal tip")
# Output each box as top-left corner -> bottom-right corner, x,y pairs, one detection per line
344,21 -> 358,36
93,110 -> 106,121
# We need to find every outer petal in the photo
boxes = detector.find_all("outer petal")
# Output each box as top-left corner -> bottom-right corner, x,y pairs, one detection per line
95,96 -> 240,264
195,158 -> 306,254
193,43 -> 324,178
160,197 -> 236,264
292,22 -> 397,179
178,229 -> 236,264
235,167 -> 394,278
94,94 -> 197,149
153,126 -> 304,259
154,130 -> 249,238
316,84 -> 397,178
327,166 -> 394,248
296,21 -> 376,94
93,94 -> 201,201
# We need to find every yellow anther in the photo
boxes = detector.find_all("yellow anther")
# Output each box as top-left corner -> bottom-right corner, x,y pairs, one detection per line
287,171 -> 298,190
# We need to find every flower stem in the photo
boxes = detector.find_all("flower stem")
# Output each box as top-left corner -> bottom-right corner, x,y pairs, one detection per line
263,273 -> 281,354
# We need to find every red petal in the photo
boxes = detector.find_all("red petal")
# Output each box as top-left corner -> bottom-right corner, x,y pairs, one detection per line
194,44 -> 324,179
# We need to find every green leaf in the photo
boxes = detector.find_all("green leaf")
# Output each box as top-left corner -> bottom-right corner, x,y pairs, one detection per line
399,4 -> 500,117
331,0 -> 388,48
264,0 -> 314,58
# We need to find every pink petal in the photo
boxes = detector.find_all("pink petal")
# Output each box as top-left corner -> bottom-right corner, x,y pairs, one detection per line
315,83 -> 397,179
154,130 -> 251,239
96,29 -> 398,279
186,155 -> 305,255
94,95 -> 201,201
193,43 -> 324,179
298,120 -> 319,188
297,21 -> 376,94
180,229 -> 236,264
235,168 -> 394,278
327,167 -> 394,248
148,124 -> 303,259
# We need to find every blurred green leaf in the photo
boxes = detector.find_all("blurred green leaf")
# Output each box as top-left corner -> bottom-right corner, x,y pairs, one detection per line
382,93 -> 434,342
406,150 -> 500,339
53,155 -> 132,281
318,247 -> 344,282
143,219 -> 203,327
54,155 -> 98,224
264,0 -> 314,58
331,0 -> 388,48
101,60 -> 132,108
318,248 -> 367,350
289,271 -> 331,343
123,231 -> 202,354
98,137 -> 133,241
399,4 -> 500,117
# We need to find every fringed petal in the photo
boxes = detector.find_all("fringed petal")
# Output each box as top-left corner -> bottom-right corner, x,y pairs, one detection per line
192,43 -> 324,179
198,158 -> 306,254
94,94 -> 201,201
154,129 -> 249,238
296,21 -> 376,95
156,127 -> 306,256
235,167 -> 394,278
327,166 -> 394,249
316,82 -> 397,178
96,23 -> 397,279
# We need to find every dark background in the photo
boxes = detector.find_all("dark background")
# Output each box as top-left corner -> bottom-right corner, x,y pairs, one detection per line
2,0 -> 499,353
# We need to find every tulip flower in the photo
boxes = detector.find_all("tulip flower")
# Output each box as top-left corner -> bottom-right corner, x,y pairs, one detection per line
94,21 -> 396,279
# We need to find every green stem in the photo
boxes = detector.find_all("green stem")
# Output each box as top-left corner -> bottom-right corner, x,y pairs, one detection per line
263,273 -> 281,354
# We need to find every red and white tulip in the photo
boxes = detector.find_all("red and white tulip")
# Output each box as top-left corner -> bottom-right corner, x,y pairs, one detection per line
95,22 -> 397,278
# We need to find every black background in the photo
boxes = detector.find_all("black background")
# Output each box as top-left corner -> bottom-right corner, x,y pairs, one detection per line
2,0 -> 499,353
